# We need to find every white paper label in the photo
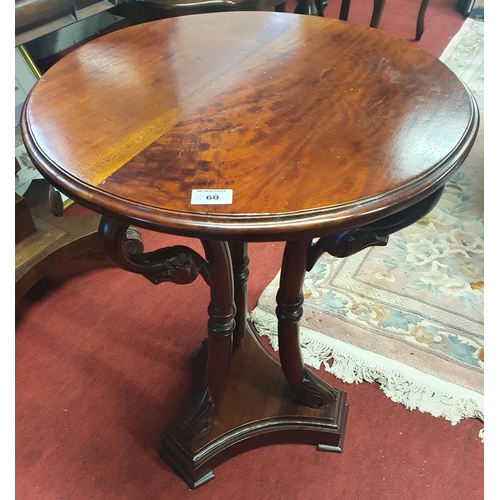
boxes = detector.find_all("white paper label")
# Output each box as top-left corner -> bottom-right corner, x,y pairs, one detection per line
191,189 -> 233,205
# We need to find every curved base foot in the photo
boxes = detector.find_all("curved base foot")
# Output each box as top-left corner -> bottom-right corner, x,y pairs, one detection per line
159,322 -> 348,489
159,445 -> 215,489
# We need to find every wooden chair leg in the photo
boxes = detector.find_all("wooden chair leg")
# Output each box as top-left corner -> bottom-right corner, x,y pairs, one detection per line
370,0 -> 385,28
275,1 -> 286,12
339,0 -> 351,21
295,0 -> 323,15
416,0 -> 430,40
340,0 -> 384,28
315,0 -> 325,15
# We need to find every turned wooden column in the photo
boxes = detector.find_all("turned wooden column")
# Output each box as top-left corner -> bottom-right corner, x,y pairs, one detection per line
229,242 -> 250,348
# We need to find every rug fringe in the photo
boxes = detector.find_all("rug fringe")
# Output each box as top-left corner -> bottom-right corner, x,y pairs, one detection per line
249,308 -> 484,440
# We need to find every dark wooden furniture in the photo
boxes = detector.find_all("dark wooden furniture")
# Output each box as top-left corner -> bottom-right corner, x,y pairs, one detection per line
340,0 -> 430,40
21,11 -> 478,489
114,0 -> 325,22
15,179 -> 101,305
15,0 -> 125,45
15,2 -> 149,304
120,0 -> 288,18
14,177 -> 143,305
15,1 -> 123,302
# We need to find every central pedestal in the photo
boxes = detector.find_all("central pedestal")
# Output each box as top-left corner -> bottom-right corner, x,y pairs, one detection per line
159,322 -> 348,489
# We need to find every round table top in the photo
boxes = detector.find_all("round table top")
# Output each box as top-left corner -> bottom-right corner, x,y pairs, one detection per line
21,11 -> 479,241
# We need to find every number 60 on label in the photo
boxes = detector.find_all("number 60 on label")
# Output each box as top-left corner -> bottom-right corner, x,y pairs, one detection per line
191,189 -> 233,205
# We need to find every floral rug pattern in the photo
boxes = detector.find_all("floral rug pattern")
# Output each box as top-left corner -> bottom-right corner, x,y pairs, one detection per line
250,18 -> 484,428
303,159 -> 485,371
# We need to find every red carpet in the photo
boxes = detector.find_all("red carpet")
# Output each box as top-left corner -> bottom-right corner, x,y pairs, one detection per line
15,2 -> 484,499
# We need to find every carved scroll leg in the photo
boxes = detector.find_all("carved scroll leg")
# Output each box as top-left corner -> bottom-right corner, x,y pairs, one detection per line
100,218 -> 235,416
229,242 -> 249,349
99,218 -> 236,487
160,240 -> 236,488
276,240 -> 337,408
123,228 -> 144,254
307,186 -> 445,270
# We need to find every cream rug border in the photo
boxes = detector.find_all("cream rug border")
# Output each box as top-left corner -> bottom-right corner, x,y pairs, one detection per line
250,307 -> 484,427
250,18 -> 484,440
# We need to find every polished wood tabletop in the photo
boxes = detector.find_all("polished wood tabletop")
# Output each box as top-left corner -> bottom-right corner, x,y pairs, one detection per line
21,11 -> 478,241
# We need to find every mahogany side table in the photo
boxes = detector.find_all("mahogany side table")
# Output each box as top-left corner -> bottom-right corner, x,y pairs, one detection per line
21,11 -> 478,489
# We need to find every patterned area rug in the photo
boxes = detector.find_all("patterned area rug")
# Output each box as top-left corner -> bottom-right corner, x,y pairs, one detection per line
250,18 -> 484,433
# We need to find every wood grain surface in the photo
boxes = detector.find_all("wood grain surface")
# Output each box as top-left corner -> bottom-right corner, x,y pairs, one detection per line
21,11 -> 479,240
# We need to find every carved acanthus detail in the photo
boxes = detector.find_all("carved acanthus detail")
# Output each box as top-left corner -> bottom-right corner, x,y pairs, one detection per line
298,368 -> 337,408
307,186 -> 445,270
180,387 -> 216,439
98,216 -> 209,285
311,227 -> 388,264
133,246 -> 206,285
